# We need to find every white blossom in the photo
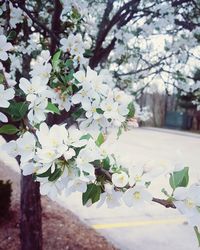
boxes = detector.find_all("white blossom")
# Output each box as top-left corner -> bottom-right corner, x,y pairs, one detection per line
123,186 -> 152,207
0,85 -> 14,122
112,171 -> 129,188
19,77 -> 48,101
97,184 -> 122,208
27,98 -> 48,124
0,35 -> 13,61
174,185 -> 200,223
30,62 -> 52,84
68,178 -> 87,193
17,132 -> 36,162
9,3 -> 24,28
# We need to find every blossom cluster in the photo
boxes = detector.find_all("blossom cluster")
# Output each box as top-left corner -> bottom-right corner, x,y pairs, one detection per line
60,33 -> 89,67
18,51 -> 54,124
72,66 -> 133,132
14,42 -> 135,131
0,35 -> 15,122
1,122 -> 154,207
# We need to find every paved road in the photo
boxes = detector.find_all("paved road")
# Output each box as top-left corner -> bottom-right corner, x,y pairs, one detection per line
1,127 -> 200,250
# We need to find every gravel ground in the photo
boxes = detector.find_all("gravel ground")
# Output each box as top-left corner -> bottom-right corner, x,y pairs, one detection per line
0,161 -> 117,250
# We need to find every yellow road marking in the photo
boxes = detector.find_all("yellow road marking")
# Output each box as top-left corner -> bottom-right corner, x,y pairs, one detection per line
92,217 -> 186,229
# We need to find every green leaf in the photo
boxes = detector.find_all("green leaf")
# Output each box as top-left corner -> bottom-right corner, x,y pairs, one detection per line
96,132 -> 104,146
0,73 -> 4,84
127,102 -> 135,118
80,133 -> 93,140
36,167 -> 51,178
48,168 -> 63,182
65,59 -> 73,68
71,7 -> 81,20
96,108 -> 104,114
102,157 -> 110,171
63,85 -> 73,95
52,50 -> 61,63
46,102 -> 60,114
71,108 -> 84,120
65,69 -> 74,82
194,226 -> 200,247
52,50 -> 61,71
117,126 -> 122,139
169,167 -> 189,190
0,125 -> 19,135
7,30 -> 17,41
83,49 -> 94,58
6,102 -> 28,121
82,183 -> 101,205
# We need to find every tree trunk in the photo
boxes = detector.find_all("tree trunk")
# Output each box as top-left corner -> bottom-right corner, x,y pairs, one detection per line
20,175 -> 42,250
18,7 -> 43,249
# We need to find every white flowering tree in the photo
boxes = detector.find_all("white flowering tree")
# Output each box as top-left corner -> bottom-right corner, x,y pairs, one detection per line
0,1 -> 200,250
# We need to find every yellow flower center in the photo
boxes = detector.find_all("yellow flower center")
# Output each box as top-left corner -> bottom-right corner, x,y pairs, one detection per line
28,86 -> 35,93
24,145 -> 31,151
107,194 -> 112,201
41,72 -> 49,78
51,139 -> 58,147
119,175 -> 125,182
106,105 -> 112,111
135,175 -> 142,182
134,192 -> 141,200
115,94 -> 121,101
81,90 -> 87,97
47,151 -> 55,158
185,199 -> 195,208
92,107 -> 96,113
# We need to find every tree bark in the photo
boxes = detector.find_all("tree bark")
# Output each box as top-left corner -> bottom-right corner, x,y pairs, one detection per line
19,4 -> 43,248
50,0 -> 62,55
20,175 -> 42,250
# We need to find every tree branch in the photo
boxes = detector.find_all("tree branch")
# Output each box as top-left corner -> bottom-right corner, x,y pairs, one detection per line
174,19 -> 199,31
171,0 -> 193,7
89,0 -> 141,68
95,0 -> 115,47
152,198 -> 176,209
95,166 -> 176,209
9,0 -> 59,44
115,60 -> 164,77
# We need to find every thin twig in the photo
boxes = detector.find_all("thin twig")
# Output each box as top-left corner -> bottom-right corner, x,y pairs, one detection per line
23,117 -> 36,133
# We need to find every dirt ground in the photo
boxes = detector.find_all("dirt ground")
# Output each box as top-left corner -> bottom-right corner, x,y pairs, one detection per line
0,161 -> 117,250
